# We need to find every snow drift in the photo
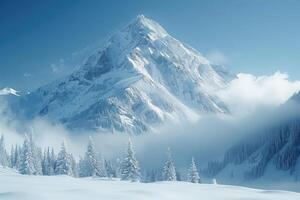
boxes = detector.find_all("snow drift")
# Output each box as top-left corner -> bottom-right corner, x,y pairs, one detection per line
0,167 -> 299,200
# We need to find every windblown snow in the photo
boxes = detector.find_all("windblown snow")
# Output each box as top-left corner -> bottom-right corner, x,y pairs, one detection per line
0,167 -> 299,200
15,15 -> 235,134
0,88 -> 19,96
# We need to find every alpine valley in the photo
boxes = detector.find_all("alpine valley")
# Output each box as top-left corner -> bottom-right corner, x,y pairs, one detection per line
1,15 -> 300,195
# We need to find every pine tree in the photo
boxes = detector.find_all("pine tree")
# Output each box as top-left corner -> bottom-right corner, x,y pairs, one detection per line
50,148 -> 56,172
70,153 -> 78,177
98,153 -> 107,177
55,142 -> 73,176
0,134 -> 9,167
33,146 -> 43,175
28,133 -> 43,175
86,137 -> 99,176
115,157 -> 122,178
163,148 -> 177,181
19,134 -> 35,175
42,147 -> 55,175
79,136 -> 105,177
105,159 -> 116,178
10,145 -> 15,168
14,145 -> 20,169
78,156 -> 84,177
42,149 -> 48,175
188,157 -> 200,183
120,138 -> 140,181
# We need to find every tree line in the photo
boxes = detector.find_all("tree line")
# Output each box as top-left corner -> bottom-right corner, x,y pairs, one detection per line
0,134 -> 201,183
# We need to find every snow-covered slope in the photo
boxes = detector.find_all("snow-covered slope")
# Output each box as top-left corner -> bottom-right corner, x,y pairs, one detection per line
204,93 -> 300,182
287,91 -> 300,103
16,15 -> 234,134
0,167 -> 298,200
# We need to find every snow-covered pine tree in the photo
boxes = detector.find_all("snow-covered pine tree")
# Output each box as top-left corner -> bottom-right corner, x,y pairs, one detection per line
28,134 -> 43,175
50,148 -> 56,171
49,148 -> 56,175
34,148 -> 43,175
115,157 -> 122,178
14,145 -> 20,169
98,153 -> 107,177
85,137 -> 99,176
78,156 -> 85,177
0,134 -> 9,167
10,145 -> 15,168
105,159 -> 116,178
42,147 -> 55,175
10,145 -> 14,167
120,138 -> 140,181
42,149 -> 48,175
80,136 -> 104,177
70,153 -> 78,177
19,134 -> 35,175
163,148 -> 177,181
55,142 -> 73,176
188,157 -> 201,183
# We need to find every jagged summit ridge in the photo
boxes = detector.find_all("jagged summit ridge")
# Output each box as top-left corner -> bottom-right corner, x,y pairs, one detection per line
16,15 -> 234,134
125,15 -> 168,40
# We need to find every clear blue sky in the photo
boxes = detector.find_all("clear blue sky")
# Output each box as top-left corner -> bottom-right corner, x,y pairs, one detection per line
1,0 -> 300,91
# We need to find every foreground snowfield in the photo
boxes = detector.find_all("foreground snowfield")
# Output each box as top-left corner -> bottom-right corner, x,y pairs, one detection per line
0,168 -> 299,200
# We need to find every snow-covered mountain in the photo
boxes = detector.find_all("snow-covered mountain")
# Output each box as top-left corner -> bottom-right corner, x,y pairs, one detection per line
204,93 -> 300,182
16,15 -> 234,134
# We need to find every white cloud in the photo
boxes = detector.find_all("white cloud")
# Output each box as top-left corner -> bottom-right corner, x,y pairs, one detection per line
218,71 -> 300,115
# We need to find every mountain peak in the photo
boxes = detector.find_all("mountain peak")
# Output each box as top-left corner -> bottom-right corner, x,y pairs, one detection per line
123,15 -> 168,41
81,15 -> 169,75
136,14 -> 147,22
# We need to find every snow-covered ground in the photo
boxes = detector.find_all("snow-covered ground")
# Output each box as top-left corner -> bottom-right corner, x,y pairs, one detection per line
0,167 -> 299,200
